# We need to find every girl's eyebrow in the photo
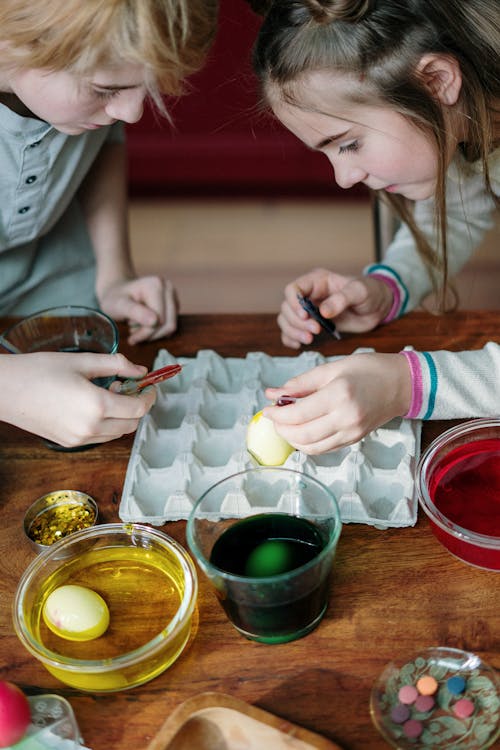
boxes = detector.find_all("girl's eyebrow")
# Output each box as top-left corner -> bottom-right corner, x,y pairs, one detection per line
313,130 -> 350,150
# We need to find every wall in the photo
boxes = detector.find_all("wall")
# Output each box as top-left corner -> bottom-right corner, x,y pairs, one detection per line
125,0 -> 367,199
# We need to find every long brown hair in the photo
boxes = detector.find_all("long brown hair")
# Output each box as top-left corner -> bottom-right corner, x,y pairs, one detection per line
252,0 -> 500,308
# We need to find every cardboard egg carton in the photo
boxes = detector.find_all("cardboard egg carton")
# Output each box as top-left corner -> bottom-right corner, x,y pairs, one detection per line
120,349 -> 421,529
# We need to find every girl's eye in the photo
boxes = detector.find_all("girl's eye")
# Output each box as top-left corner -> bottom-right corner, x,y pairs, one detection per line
339,141 -> 359,154
93,88 -> 120,101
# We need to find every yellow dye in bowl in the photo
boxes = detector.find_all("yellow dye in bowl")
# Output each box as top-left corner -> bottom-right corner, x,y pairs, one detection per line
14,524 -> 197,692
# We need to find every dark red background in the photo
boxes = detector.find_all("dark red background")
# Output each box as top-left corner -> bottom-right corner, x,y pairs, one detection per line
126,0 -> 367,199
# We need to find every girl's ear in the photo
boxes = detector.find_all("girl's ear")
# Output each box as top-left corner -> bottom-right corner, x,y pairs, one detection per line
416,53 -> 462,106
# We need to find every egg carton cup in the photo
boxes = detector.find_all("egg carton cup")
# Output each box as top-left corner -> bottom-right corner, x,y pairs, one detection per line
120,349 -> 422,529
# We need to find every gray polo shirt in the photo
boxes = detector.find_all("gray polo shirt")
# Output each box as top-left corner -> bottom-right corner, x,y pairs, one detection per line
0,103 -> 124,314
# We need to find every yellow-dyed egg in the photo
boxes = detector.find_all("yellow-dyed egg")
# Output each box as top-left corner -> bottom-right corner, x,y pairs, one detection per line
43,584 -> 110,641
246,410 -> 295,466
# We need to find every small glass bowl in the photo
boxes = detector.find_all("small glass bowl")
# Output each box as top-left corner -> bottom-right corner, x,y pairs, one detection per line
14,523 -> 198,692
23,490 -> 98,553
370,647 -> 500,749
1,305 -> 118,359
1,305 -> 119,451
417,419 -> 500,571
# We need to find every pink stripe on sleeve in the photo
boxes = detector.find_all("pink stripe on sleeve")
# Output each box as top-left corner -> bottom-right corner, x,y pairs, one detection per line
400,350 -> 423,419
369,273 -> 401,323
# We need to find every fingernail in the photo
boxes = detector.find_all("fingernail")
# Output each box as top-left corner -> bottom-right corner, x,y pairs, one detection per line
276,395 -> 296,406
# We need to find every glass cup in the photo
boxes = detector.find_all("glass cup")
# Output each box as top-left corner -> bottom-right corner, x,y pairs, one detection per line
1,305 -> 119,450
187,467 -> 341,644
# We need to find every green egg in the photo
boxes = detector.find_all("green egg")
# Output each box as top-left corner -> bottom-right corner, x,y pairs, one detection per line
245,540 -> 292,577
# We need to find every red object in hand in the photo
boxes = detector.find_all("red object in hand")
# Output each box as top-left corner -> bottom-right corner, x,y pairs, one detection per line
0,681 -> 31,748
119,364 -> 183,395
276,395 -> 297,406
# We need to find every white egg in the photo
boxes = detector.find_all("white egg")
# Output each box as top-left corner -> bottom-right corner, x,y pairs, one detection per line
246,410 -> 295,466
43,584 -> 109,641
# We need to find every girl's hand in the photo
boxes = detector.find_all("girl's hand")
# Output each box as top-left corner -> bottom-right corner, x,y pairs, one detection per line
99,276 -> 178,345
278,267 -> 394,348
0,352 -> 156,448
262,352 -> 411,453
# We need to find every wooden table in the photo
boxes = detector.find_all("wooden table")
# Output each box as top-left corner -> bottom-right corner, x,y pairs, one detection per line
0,312 -> 499,750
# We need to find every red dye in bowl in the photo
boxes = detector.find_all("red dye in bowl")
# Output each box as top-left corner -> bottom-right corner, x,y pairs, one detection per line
429,438 -> 500,536
418,421 -> 500,571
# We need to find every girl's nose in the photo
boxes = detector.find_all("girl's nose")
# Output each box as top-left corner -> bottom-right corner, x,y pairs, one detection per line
105,89 -> 145,124
328,157 -> 367,190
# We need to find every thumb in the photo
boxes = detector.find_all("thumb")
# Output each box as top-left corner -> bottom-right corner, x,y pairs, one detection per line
267,364 -> 336,399
321,278 -> 369,317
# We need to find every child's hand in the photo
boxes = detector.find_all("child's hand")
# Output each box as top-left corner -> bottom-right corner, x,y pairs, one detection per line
262,352 -> 411,452
1,352 -> 156,448
99,276 -> 178,345
278,268 -> 393,348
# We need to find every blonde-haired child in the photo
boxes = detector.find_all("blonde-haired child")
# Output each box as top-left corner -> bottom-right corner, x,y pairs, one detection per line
252,0 -> 499,453
0,0 -> 217,447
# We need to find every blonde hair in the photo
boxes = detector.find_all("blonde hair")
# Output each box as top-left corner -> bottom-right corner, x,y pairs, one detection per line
253,0 -> 500,309
0,0 -> 218,99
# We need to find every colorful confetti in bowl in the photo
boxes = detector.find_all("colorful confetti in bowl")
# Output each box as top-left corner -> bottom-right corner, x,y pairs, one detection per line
370,647 -> 500,749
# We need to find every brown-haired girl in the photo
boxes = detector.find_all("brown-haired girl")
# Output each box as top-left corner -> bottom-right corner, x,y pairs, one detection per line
253,0 -> 499,452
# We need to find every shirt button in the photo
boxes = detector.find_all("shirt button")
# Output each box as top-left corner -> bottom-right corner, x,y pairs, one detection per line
25,175 -> 37,184
18,206 -> 31,214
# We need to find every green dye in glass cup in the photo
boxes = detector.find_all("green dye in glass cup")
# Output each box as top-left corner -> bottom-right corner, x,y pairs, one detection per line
187,467 -> 341,644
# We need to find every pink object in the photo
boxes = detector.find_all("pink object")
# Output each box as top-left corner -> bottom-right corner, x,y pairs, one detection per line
0,681 -> 31,748
403,719 -> 423,738
414,694 -> 435,712
369,273 -> 402,323
400,349 -> 424,419
453,698 -> 475,719
398,685 -> 419,705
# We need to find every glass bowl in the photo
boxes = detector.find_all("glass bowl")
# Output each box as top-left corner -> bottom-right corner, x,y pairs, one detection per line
1,305 -> 119,451
13,523 -> 198,692
370,647 -> 500,749
417,419 -> 500,571
0,304 -> 118,362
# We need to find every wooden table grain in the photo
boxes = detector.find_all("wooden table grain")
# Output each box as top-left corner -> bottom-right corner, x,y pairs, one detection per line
0,312 -> 499,750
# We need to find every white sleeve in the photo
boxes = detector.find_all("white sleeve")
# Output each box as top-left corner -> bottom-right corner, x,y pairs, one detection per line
402,343 -> 500,420
365,157 -> 498,315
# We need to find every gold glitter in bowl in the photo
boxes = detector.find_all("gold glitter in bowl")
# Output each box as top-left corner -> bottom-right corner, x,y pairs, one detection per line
24,491 -> 98,553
